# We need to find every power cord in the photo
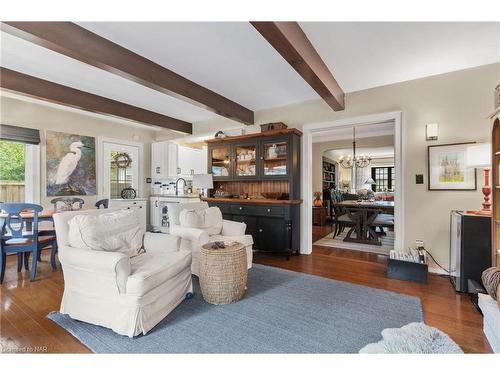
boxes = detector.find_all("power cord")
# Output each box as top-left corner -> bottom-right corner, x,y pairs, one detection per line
422,249 -> 449,274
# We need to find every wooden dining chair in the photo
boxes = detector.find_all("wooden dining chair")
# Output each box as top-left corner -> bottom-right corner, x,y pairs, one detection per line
0,203 -> 58,283
94,198 -> 109,209
51,197 -> 85,212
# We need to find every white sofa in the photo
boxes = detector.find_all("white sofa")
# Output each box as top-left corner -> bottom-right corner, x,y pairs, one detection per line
53,208 -> 193,337
168,202 -> 253,276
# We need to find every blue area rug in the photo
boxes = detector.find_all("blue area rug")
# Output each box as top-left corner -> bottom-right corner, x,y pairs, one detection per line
48,264 -> 423,353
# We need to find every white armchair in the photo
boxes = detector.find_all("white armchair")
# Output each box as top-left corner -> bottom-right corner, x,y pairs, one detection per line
168,202 -> 253,276
53,208 -> 193,337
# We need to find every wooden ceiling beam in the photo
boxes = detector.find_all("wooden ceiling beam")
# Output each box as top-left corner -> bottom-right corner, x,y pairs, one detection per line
0,68 -> 193,134
251,21 -> 345,111
2,22 -> 254,125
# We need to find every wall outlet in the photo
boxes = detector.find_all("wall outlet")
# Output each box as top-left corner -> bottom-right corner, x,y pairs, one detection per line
415,239 -> 425,249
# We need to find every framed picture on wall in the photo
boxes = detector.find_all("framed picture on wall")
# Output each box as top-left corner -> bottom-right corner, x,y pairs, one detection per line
428,142 -> 477,191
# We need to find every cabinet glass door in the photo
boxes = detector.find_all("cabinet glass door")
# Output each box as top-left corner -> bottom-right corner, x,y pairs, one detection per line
210,146 -> 231,177
235,144 -> 257,177
262,141 -> 288,176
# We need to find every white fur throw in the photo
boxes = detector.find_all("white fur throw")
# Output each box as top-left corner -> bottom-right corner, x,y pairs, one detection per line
359,322 -> 463,353
68,209 -> 144,257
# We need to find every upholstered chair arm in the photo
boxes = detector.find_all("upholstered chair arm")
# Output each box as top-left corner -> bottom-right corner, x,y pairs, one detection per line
58,245 -> 131,294
170,225 -> 210,245
143,232 -> 180,253
221,220 -> 247,236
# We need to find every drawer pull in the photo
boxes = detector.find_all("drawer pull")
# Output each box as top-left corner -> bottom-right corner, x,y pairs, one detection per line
267,208 -> 271,213
259,228 -> 263,233
239,207 -> 243,210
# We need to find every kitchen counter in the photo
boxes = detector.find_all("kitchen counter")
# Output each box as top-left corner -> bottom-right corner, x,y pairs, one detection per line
202,197 -> 303,205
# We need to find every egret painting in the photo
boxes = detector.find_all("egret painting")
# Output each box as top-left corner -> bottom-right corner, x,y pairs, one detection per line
46,131 -> 96,196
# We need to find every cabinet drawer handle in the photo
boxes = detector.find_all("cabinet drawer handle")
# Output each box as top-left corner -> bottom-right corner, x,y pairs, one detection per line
155,200 -> 158,207
177,168 -> 181,174
156,167 -> 160,174
259,228 -> 263,232
239,207 -> 243,210
267,208 -> 271,213
127,207 -> 130,209
139,206 -> 143,209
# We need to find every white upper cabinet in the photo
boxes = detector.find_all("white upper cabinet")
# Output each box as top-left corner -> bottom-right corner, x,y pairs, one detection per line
151,141 -> 178,179
152,142 -> 207,179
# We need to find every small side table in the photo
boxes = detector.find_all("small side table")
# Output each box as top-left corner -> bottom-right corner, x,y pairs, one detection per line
312,206 -> 328,226
200,242 -> 248,305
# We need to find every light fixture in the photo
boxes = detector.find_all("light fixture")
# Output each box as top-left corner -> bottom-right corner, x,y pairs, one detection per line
339,127 -> 372,169
193,174 -> 214,198
466,143 -> 491,214
426,123 -> 438,141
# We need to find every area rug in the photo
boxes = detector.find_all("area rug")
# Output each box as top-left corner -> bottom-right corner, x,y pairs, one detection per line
48,264 -> 422,353
314,229 -> 394,255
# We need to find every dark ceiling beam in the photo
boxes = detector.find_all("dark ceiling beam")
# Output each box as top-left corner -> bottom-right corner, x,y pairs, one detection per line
0,68 -> 193,134
251,21 -> 345,111
1,22 -> 254,125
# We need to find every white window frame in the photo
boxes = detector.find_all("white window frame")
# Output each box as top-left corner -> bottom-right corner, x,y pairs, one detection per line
24,143 -> 41,204
97,137 -> 144,200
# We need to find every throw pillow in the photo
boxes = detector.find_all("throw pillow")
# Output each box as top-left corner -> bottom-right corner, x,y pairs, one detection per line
178,206 -> 223,235
68,209 -> 145,257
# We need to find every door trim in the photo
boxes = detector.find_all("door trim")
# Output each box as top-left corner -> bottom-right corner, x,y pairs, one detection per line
97,137 -> 144,199
301,111 -> 403,254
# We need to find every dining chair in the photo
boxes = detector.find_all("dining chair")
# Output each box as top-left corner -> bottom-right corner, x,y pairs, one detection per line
94,198 -> 109,209
0,203 -> 58,283
51,197 -> 85,212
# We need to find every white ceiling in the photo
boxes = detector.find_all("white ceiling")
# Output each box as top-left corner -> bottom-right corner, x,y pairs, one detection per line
300,22 -> 500,92
1,22 -> 499,129
77,22 -> 318,111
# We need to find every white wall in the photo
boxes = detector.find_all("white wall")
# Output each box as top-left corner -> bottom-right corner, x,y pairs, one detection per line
193,63 -> 500,268
0,96 -> 157,210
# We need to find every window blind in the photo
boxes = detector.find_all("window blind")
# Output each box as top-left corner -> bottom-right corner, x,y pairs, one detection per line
0,124 -> 40,145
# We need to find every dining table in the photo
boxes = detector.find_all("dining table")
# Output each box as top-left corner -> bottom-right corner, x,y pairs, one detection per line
335,200 -> 394,245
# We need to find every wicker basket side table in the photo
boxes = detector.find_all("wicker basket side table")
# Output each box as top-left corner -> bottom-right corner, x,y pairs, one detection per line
200,242 -> 248,305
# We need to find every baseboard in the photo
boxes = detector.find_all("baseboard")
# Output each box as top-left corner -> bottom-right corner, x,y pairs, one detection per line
428,266 -> 449,276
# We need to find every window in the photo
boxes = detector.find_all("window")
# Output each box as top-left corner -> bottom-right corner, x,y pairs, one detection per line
371,166 -> 395,192
0,140 -> 40,203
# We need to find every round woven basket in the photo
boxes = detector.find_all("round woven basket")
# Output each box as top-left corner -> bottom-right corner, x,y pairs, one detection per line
200,242 -> 248,305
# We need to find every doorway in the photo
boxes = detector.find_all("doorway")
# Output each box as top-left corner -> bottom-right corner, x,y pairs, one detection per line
301,111 -> 403,254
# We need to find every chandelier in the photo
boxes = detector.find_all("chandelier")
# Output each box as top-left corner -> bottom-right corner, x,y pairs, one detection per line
338,127 -> 372,169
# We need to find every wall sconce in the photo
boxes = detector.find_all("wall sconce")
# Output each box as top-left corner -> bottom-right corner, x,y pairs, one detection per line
426,123 -> 438,141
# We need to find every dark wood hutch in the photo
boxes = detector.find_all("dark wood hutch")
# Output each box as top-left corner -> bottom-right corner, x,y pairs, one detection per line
204,128 -> 302,258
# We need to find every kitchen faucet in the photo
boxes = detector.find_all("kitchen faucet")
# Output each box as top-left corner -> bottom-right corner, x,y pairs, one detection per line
175,178 -> 186,196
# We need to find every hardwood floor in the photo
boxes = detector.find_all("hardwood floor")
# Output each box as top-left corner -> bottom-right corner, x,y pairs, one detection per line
0,226 -> 492,353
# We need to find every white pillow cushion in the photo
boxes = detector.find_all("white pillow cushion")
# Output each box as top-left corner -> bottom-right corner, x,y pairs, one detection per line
68,210 -> 144,257
179,209 -> 203,229
178,207 -> 223,235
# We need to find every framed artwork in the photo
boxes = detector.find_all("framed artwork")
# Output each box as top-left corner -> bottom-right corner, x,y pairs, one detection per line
46,130 -> 97,196
428,142 -> 477,191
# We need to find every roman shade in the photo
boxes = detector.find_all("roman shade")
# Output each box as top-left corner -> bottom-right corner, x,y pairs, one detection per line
0,124 -> 40,145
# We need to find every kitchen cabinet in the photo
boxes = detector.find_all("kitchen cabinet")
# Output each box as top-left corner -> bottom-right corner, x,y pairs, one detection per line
151,141 -> 178,179
207,130 -> 300,183
207,200 -> 299,259
152,142 -> 207,179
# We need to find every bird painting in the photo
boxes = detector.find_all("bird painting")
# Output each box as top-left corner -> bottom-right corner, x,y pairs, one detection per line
46,131 -> 96,196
